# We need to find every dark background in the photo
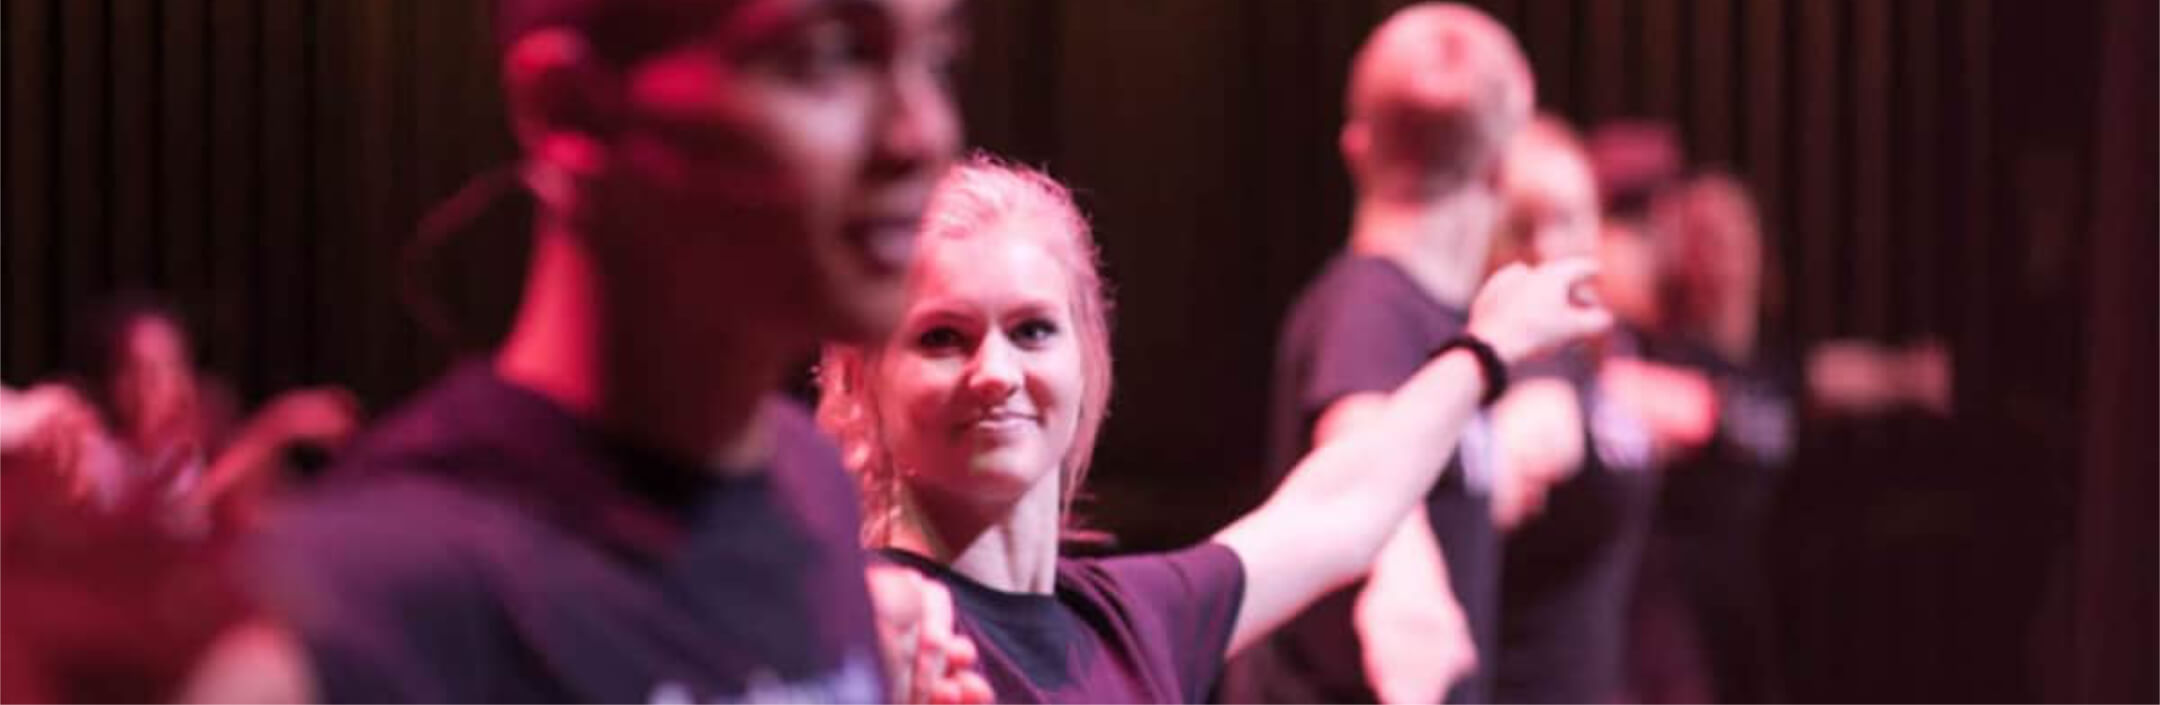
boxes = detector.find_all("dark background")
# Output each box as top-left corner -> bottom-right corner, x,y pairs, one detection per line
3,0 -> 2152,701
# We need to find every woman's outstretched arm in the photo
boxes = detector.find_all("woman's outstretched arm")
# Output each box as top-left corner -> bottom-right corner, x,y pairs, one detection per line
1213,257 -> 1609,655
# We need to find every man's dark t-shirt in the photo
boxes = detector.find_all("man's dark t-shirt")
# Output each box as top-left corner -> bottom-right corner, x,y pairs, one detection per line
877,543 -> 1244,704
249,363 -> 884,703
1493,341 -> 1660,703
1629,337 -> 1798,704
1221,254 -> 1500,704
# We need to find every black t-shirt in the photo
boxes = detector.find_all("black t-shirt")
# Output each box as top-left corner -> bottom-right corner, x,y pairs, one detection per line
1222,254 -> 1500,704
1493,341 -> 1661,704
1630,336 -> 1799,704
877,543 -> 1245,704
1640,337 -> 1798,536
249,363 -> 885,703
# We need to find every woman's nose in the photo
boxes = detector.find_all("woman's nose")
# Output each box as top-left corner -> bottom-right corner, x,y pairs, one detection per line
964,335 -> 1021,402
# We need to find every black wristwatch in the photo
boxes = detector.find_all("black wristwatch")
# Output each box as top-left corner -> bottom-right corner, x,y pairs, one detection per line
1434,335 -> 1508,407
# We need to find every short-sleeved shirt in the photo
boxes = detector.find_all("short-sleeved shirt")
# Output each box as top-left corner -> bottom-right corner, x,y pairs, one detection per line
1222,253 -> 1500,704
1493,341 -> 1661,704
878,543 -> 1245,704
249,363 -> 884,703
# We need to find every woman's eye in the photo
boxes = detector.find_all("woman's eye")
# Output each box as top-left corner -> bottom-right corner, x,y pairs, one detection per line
1011,319 -> 1059,346
917,326 -> 964,350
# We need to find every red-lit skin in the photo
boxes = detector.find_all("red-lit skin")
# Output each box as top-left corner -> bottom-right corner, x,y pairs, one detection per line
495,0 -> 964,469
111,315 -> 203,455
166,1 -> 983,703
482,2 -> 985,703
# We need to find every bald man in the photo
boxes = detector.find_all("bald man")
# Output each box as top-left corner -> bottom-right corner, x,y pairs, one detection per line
1219,5 -> 1537,703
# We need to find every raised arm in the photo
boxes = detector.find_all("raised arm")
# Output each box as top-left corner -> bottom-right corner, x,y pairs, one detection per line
1213,257 -> 1609,655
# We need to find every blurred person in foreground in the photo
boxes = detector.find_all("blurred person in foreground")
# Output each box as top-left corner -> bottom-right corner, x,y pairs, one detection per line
242,0 -> 986,701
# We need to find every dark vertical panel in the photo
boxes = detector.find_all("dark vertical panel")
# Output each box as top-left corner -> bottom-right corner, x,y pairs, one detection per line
1639,0 -> 1681,121
1742,0 -> 1787,340
451,0 -> 522,355
1478,0 -> 1523,36
257,0 -> 306,389
1957,0 -> 1994,404
109,0 -> 156,288
409,0 -> 462,376
1584,0 -> 1627,121
2071,0 -> 2159,698
56,0 -> 108,374
1900,0 -> 1942,335
1793,0 -> 1839,343
1736,0 -> 1788,233
4,0 -> 56,381
349,0 -> 402,401
1690,0 -> 1735,165
309,0 -> 359,396
1237,0 -> 1325,301
1522,0 -> 1576,115
1851,0 -> 1892,337
955,0 -> 1020,152
206,0 -> 260,394
159,0 -> 208,328
1052,1 -> 1251,545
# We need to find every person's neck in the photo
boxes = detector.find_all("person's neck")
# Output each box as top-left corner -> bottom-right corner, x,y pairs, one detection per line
1348,192 -> 1491,309
887,474 -> 1063,594
495,220 -> 796,473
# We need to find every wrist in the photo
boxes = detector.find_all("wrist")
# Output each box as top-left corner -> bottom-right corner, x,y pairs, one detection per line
1464,322 -> 1531,366
1434,335 -> 1509,407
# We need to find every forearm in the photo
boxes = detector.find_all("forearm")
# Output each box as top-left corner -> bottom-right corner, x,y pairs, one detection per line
1268,348 -> 1485,568
1356,509 -> 1477,704
196,421 -> 292,506
1216,349 -> 1486,651
1369,508 -> 1448,587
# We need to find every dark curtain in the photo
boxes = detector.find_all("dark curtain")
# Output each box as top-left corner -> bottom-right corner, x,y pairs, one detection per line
3,0 -> 2150,701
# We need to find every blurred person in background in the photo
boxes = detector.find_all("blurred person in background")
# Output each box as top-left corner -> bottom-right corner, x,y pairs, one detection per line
1481,115 -> 1684,704
1618,168 -> 1794,705
1621,164 -> 1953,704
58,294 -> 360,537
1220,4 -> 1541,702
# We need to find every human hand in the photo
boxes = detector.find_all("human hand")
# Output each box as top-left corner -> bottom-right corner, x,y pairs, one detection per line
1467,257 -> 1613,365
866,564 -> 994,704
1489,378 -> 1586,530
1355,561 -> 1478,704
258,388 -> 361,447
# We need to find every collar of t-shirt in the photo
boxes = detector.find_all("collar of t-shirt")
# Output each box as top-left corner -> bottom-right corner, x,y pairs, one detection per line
874,547 -> 1070,609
